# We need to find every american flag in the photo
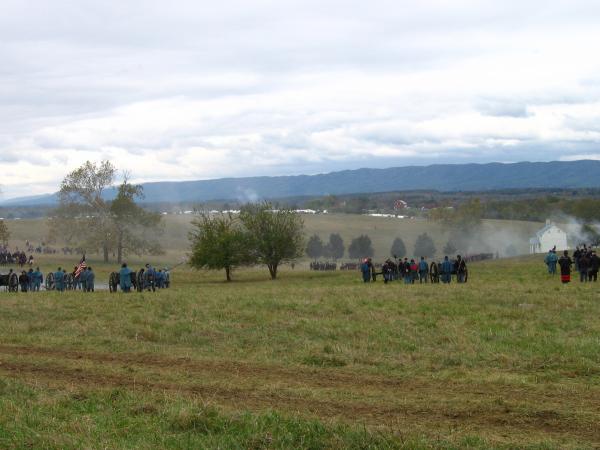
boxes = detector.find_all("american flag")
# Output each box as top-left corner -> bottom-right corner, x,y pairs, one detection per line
74,255 -> 87,278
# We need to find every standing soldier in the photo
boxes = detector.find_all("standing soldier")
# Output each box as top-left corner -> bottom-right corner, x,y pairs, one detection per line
32,267 -> 43,291
80,267 -> 89,292
455,255 -> 467,283
578,251 -> 590,282
589,251 -> 599,282
544,249 -> 558,275
558,250 -> 573,284
19,270 -> 29,292
360,258 -> 372,283
119,263 -> 133,292
86,267 -> 95,292
441,256 -> 453,284
54,267 -> 65,292
418,257 -> 429,283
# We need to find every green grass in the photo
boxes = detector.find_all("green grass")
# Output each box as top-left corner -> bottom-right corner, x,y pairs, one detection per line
1,255 -> 599,448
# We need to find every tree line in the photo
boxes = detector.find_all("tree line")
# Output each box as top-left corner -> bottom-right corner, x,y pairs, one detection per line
306,232 -> 440,260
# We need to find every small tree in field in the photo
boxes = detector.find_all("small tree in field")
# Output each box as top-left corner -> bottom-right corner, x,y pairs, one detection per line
240,202 -> 304,280
0,219 -> 10,247
413,233 -> 436,258
306,234 -> 324,260
189,213 -> 254,281
324,233 -> 344,260
348,234 -> 374,259
390,237 -> 406,258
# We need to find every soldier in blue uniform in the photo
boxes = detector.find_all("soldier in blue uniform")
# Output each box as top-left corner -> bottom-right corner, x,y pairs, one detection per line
418,257 -> 429,283
32,267 -> 43,291
119,263 -> 132,292
85,267 -> 95,292
54,267 -> 65,291
441,256 -> 453,284
544,249 -> 558,275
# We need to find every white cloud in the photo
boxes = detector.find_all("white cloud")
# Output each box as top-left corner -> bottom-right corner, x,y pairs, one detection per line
1,0 -> 600,198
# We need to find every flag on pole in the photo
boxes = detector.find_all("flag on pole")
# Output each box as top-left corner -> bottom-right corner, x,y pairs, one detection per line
74,255 -> 87,278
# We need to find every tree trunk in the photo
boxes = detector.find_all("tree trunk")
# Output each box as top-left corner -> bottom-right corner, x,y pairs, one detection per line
268,263 -> 278,280
103,244 -> 109,263
225,266 -> 231,282
117,233 -> 123,264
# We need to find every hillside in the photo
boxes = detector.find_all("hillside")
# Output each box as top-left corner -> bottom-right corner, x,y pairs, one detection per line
3,160 -> 600,207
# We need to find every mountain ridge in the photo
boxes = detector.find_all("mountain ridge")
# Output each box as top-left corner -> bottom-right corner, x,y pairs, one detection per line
2,160 -> 599,206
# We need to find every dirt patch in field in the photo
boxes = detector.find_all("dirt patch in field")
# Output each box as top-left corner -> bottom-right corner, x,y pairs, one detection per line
0,344 -> 599,445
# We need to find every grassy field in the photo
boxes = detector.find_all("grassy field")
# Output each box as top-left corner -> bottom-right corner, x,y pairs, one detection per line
1,255 -> 599,448
4,214 -> 543,263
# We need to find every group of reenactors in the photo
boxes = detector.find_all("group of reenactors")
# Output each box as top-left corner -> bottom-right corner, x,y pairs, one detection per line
0,248 -> 34,267
116,263 -> 169,292
360,255 -> 467,284
12,266 -> 96,292
545,245 -> 599,283
309,261 -> 337,271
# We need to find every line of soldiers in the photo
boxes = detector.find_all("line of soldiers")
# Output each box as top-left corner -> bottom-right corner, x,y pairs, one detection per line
52,266 -> 96,292
545,247 -> 599,283
15,267 -> 44,292
360,255 -> 467,284
0,248 -> 33,267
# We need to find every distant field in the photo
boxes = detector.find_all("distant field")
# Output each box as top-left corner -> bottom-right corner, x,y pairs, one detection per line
0,256 -> 599,448
4,214 -> 543,265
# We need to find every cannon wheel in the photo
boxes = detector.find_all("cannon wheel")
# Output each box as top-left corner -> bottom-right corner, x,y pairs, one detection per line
45,272 -> 55,291
136,269 -> 145,292
130,271 -> 137,291
8,272 -> 18,292
109,272 -> 119,293
65,273 -> 74,290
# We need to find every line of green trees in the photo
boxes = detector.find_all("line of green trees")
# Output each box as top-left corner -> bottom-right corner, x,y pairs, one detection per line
189,203 -> 305,281
305,232 -> 440,260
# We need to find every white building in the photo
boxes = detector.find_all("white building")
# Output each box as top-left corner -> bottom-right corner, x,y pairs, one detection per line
529,221 -> 568,254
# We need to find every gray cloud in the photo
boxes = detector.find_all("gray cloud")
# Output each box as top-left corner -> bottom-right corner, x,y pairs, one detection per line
2,0 -> 600,198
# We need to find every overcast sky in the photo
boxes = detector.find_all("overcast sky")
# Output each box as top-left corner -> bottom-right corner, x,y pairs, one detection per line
1,0 -> 600,199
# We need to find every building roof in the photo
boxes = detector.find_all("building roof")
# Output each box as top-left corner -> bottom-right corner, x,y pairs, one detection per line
534,223 -> 566,240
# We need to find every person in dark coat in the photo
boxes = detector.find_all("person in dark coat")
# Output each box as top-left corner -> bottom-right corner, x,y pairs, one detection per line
19,271 -> 29,292
578,252 -> 590,282
558,250 -> 573,284
589,251 -> 599,282
455,255 -> 467,283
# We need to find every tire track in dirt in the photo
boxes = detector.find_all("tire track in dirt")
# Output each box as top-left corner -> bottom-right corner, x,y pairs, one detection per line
1,358 -> 596,442
1,344 -> 599,443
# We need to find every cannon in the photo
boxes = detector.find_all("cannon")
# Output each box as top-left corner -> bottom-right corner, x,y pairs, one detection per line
0,272 -> 19,292
64,273 -> 74,290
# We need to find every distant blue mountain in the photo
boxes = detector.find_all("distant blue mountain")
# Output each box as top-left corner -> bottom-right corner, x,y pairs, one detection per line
2,160 -> 599,207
